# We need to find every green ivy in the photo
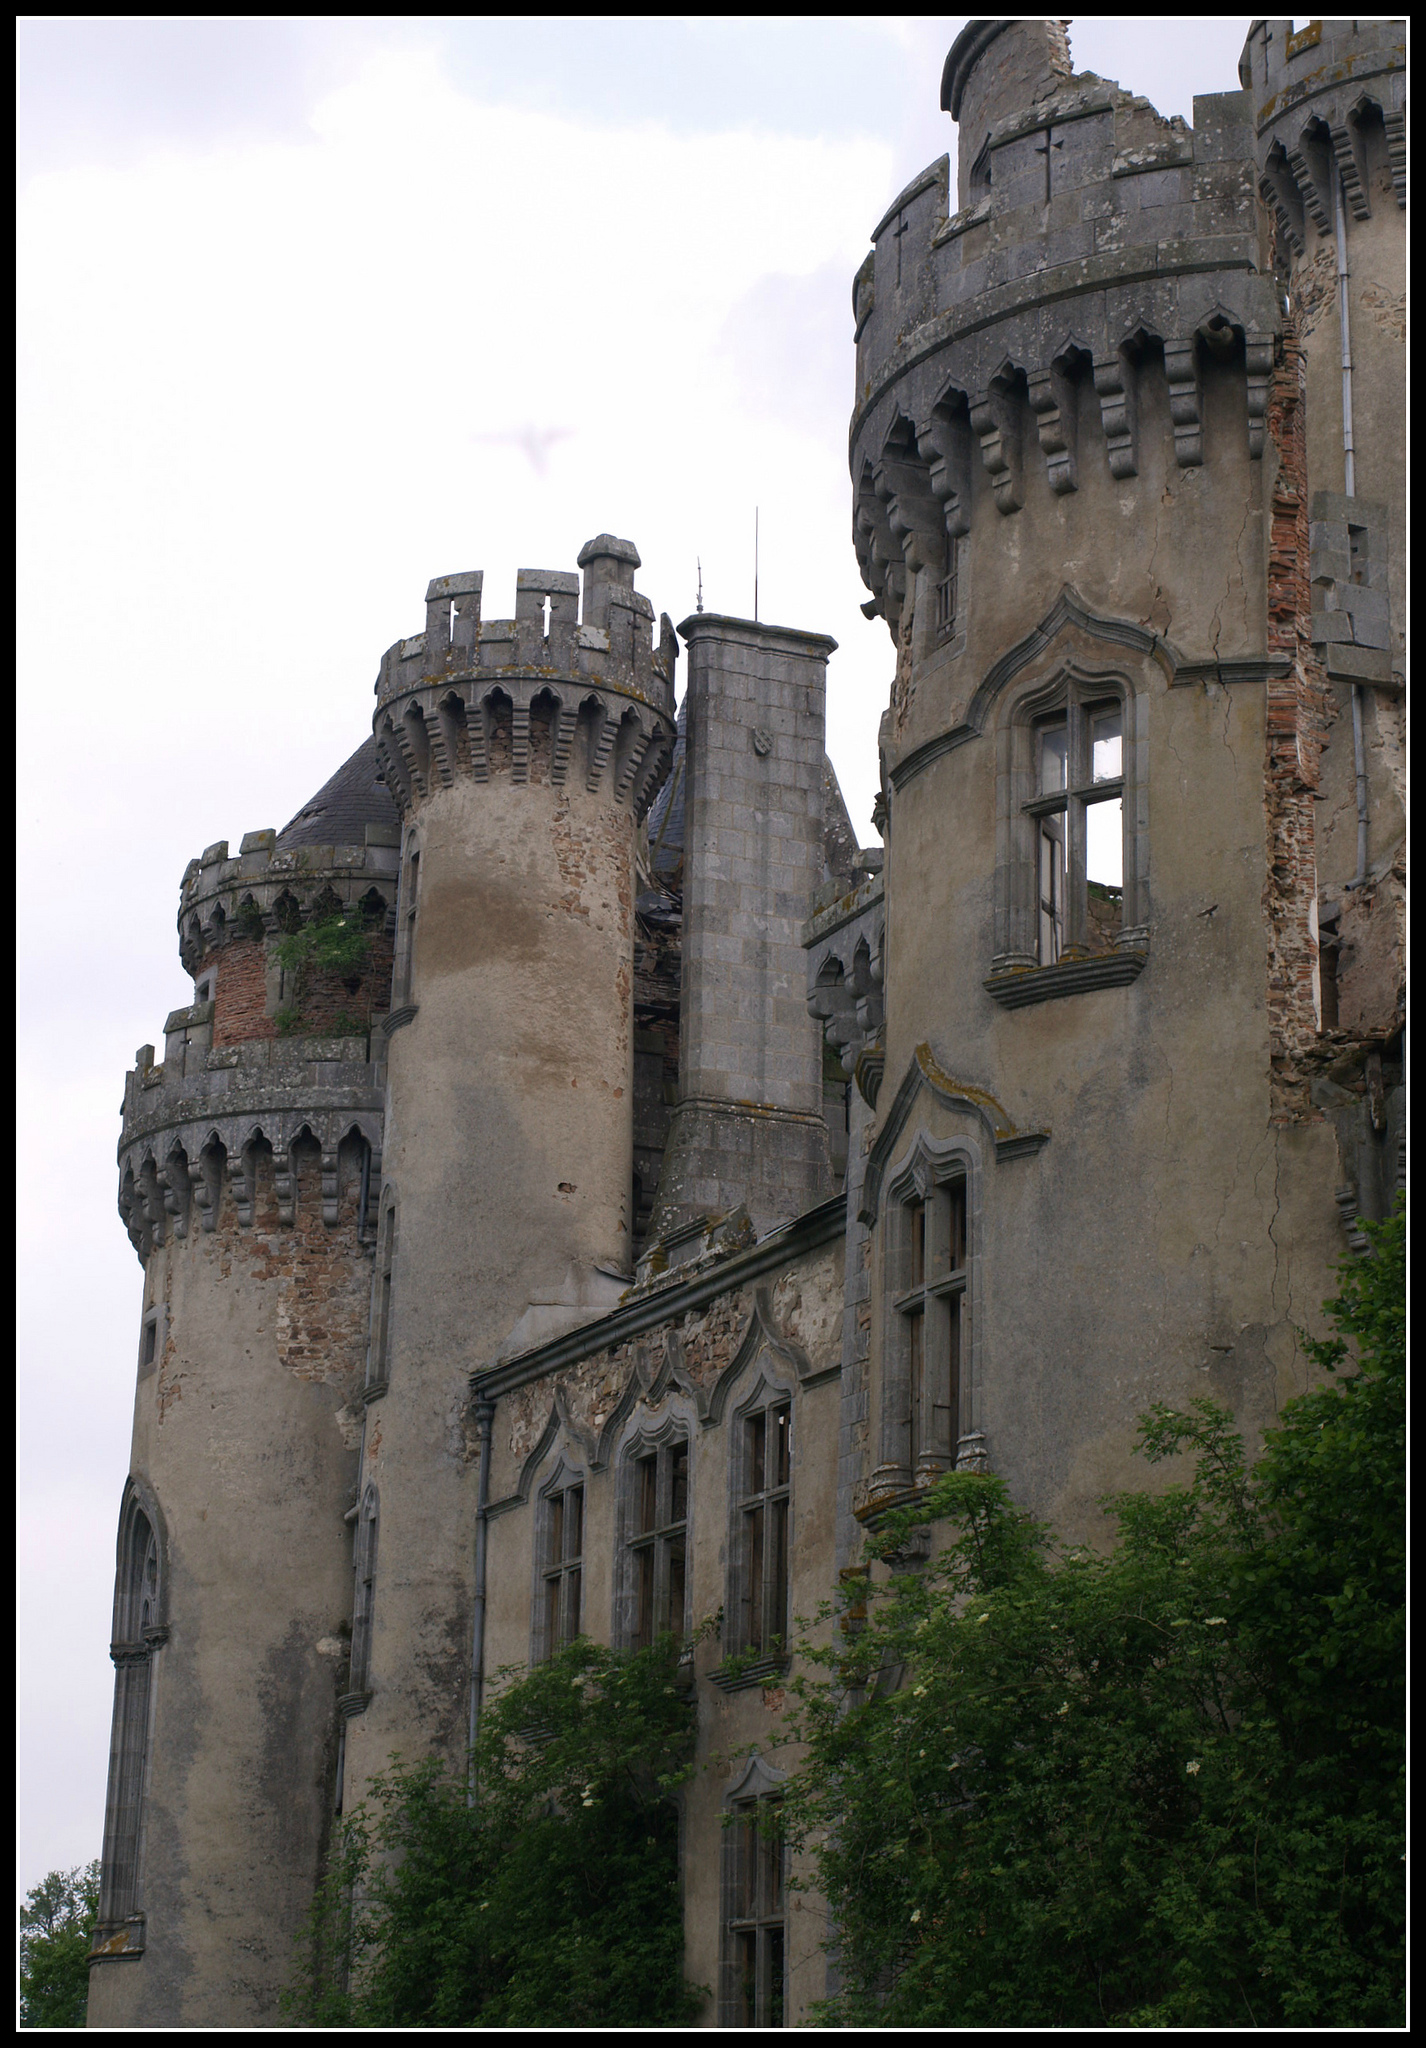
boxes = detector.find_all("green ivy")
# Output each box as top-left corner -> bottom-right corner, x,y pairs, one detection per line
20,1863 -> 100,2028
781,1200 -> 1404,2028
283,1635 -> 706,2028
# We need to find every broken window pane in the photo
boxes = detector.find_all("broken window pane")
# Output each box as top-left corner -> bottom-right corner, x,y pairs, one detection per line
1039,817 -> 1065,964
1091,708 -> 1122,782
1085,795 -> 1123,952
1039,722 -> 1068,794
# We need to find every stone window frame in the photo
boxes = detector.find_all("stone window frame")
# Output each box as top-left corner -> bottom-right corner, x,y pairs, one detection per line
726,1368 -> 795,1665
532,1456 -> 586,1664
138,1305 -> 161,1380
989,660 -> 1150,1004
719,1752 -> 788,2028
612,1405 -> 695,1653
877,1133 -> 984,1494
365,1187 -> 398,1399
95,1479 -> 168,1956
393,827 -> 422,1005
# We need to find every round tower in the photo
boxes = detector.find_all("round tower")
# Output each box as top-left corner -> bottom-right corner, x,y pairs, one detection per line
338,540 -> 676,1805
844,18 -> 1365,1533
88,758 -> 398,2027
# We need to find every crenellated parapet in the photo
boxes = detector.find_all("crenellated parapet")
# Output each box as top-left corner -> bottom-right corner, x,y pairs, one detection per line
177,833 -> 399,980
372,537 -> 678,823
851,22 -> 1283,631
117,1034 -> 384,1262
1243,18 -> 1406,253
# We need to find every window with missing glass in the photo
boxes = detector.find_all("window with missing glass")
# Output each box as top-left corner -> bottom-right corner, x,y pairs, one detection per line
732,1398 -> 791,1658
537,1473 -> 584,1659
1026,698 -> 1123,963
625,1436 -> 689,1650
989,672 -> 1147,1002
894,1178 -> 967,1481
725,1794 -> 786,2027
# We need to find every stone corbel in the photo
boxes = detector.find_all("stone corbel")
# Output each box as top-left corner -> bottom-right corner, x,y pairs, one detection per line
274,1143 -> 296,1226
321,1146 -> 341,1228
1027,362 -> 1079,495
227,1143 -> 255,1229
1163,340 -> 1203,467
1329,121 -> 1370,221
1093,349 -> 1139,478
158,1152 -> 191,1239
969,382 -> 1024,514
1244,338 -> 1275,459
916,413 -> 973,541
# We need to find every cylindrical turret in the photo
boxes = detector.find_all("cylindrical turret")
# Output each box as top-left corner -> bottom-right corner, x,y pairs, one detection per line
88,778 -> 397,2028
339,541 -> 676,1805
844,19 -> 1365,1537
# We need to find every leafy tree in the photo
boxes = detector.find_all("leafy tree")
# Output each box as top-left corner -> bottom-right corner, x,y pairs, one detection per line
782,1201 -> 1404,2027
285,1634 -> 705,2027
20,1863 -> 100,2028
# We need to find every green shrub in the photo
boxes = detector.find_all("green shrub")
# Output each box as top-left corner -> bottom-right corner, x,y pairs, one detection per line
284,1635 -> 705,2027
783,1202 -> 1404,2028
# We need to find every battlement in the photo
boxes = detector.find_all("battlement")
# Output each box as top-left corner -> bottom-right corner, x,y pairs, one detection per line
372,537 -> 678,824
177,833 -> 400,977
117,1031 -> 384,1261
1242,19 -> 1405,252
850,23 -> 1287,633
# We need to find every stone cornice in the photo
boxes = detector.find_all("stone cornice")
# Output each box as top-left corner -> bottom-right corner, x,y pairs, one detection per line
470,1195 -> 846,1402
677,613 -> 839,658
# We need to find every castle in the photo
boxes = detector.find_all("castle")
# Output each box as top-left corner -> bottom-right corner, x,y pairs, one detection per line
88,21 -> 1405,2027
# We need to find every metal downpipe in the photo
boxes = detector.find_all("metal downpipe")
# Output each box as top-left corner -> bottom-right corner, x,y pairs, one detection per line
467,1395 -> 495,1803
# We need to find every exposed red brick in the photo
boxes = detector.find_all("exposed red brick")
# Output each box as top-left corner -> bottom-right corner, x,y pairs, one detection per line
1262,318 -> 1335,1122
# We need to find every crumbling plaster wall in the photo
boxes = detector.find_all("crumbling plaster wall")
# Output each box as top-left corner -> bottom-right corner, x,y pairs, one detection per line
88,1146 -> 367,2029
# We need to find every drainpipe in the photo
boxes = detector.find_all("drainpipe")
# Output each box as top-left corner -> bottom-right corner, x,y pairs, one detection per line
466,1394 -> 495,1803
1333,165 -> 1369,889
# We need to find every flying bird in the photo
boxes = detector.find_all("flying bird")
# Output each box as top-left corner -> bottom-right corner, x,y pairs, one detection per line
471,425 -> 574,476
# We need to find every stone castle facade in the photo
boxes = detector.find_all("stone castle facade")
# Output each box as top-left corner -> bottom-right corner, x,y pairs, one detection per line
89,21 -> 1404,2027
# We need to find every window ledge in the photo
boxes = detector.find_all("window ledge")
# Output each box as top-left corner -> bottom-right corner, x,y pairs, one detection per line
985,936 -> 1148,1010
709,1655 -> 790,1695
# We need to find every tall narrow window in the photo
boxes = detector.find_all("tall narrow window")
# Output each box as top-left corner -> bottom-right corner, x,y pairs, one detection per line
894,1177 -> 967,1479
539,1474 -> 584,1658
1025,698 -> 1123,962
96,1485 -> 165,1947
349,1486 -> 379,1697
735,1400 -> 791,1656
369,1199 -> 396,1391
627,1437 -> 689,1649
395,842 -> 421,1002
728,1795 -> 785,2027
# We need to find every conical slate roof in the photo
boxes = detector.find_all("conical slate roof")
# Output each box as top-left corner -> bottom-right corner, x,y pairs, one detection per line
276,735 -> 399,850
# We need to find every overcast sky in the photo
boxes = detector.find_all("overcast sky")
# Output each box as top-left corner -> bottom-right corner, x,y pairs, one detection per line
18,14 -> 1256,1900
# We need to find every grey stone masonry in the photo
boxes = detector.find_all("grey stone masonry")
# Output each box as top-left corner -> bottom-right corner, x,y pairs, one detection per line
117,1035 -> 384,1261
650,615 -> 837,1240
852,22 -> 1283,631
1309,491 -> 1397,688
372,542 -> 677,825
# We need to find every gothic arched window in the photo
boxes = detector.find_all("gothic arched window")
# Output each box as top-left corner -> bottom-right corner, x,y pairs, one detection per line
95,1482 -> 166,1951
